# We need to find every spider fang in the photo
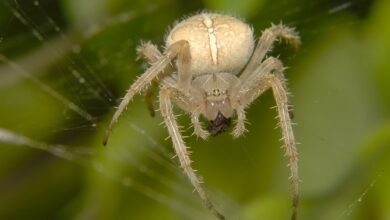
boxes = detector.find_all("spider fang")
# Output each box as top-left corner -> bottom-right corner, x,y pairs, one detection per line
207,111 -> 232,136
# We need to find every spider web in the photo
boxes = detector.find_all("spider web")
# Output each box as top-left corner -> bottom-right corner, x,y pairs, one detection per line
0,0 -> 387,219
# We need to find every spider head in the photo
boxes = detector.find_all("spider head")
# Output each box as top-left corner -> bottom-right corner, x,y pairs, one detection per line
203,87 -> 233,136
192,73 -> 238,135
203,89 -> 233,122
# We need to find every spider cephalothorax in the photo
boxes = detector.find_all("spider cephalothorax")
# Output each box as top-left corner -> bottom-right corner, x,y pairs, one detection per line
103,12 -> 301,220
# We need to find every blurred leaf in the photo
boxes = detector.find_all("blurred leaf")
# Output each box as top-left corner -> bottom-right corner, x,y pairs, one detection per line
293,26 -> 381,196
203,0 -> 265,18
365,0 -> 390,114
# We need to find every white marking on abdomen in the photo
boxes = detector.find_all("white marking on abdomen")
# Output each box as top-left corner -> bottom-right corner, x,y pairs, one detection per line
202,14 -> 218,65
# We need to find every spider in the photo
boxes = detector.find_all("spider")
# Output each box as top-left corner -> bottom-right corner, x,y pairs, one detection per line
103,12 -> 300,220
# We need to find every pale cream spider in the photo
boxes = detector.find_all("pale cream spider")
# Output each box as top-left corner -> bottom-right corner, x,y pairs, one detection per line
103,12 -> 300,220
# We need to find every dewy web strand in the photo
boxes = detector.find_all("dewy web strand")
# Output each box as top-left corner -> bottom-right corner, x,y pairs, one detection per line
0,128 -> 209,220
5,0 -> 115,106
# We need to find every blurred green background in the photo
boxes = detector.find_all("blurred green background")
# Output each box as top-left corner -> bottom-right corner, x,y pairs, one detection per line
0,0 -> 389,219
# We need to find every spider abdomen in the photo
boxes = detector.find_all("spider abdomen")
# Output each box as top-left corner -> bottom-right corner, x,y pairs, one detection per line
166,13 -> 254,75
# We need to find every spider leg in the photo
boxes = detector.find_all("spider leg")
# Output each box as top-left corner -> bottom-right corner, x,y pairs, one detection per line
267,73 -> 299,220
103,40 -> 191,145
166,87 -> 210,139
173,40 -> 192,93
159,87 -> 224,220
136,41 -> 163,63
231,107 -> 247,138
137,42 -> 209,139
163,85 -> 210,139
136,42 -> 164,117
136,41 -> 176,86
191,112 -> 210,140
233,57 -> 284,105
230,57 -> 280,137
240,23 -> 300,82
268,75 -> 299,220
144,81 -> 158,117
232,57 -> 299,220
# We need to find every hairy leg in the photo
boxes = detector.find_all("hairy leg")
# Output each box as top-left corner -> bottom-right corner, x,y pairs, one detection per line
267,73 -> 299,220
233,57 -> 284,105
137,43 -> 209,139
233,57 -> 299,220
159,87 -> 224,220
136,41 -> 162,63
103,40 -> 192,145
230,57 -> 282,137
173,40 -> 192,93
144,81 -> 158,117
161,86 -> 209,139
191,112 -> 210,139
141,40 -> 192,92
240,23 -> 300,82
231,107 -> 247,138
136,42 -> 163,117
136,41 -> 176,87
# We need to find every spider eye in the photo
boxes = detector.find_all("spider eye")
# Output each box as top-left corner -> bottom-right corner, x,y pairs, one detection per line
207,112 -> 231,136
212,88 -> 220,96
207,88 -> 227,97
